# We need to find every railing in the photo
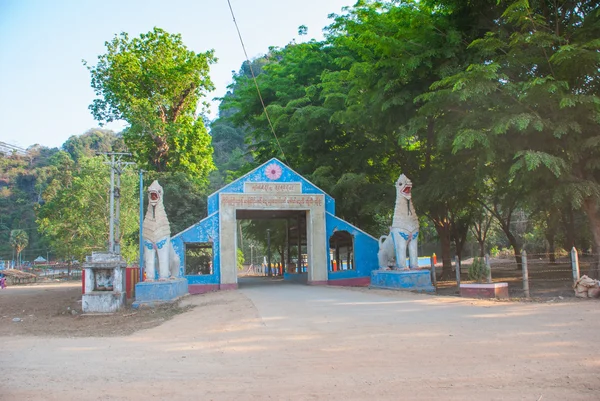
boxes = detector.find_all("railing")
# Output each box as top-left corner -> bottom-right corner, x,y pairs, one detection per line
435,248 -> 597,298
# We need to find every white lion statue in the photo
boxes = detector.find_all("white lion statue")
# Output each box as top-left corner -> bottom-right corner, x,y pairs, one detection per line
142,180 -> 180,280
378,174 -> 419,270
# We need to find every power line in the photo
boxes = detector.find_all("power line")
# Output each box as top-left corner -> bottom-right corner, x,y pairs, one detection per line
226,0 -> 288,165
0,141 -> 27,156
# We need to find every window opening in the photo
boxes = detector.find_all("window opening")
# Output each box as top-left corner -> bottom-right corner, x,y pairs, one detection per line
329,231 -> 354,271
185,243 -> 213,275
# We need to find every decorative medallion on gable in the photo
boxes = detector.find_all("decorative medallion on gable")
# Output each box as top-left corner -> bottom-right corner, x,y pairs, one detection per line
264,163 -> 282,180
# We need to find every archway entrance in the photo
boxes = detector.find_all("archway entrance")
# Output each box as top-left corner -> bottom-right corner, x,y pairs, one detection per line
171,158 -> 379,294
235,209 -> 312,289
218,189 -> 327,289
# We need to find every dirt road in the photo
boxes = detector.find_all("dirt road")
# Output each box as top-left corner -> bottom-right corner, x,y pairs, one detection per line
1,277 -> 599,400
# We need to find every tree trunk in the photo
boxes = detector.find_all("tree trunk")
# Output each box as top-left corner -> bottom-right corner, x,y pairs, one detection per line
478,241 -> 485,257
500,224 -> 522,269
582,198 -> 600,279
562,207 -> 576,250
435,223 -> 453,280
545,233 -> 556,263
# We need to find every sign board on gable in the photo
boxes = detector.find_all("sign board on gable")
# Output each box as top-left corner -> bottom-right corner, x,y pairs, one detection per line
243,182 -> 302,194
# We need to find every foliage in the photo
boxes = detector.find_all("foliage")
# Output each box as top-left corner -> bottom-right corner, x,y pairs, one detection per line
63,129 -> 125,162
37,156 -> 139,263
468,256 -> 489,283
414,0 -> 600,274
237,248 -> 245,270
9,229 -> 28,265
85,27 -> 216,181
1,147 -> 60,261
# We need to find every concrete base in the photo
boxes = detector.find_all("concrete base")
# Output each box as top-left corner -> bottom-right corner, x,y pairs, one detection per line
328,277 -> 371,287
82,291 -> 126,313
370,269 -> 435,293
132,278 -> 189,308
188,284 -> 220,294
460,282 -> 509,299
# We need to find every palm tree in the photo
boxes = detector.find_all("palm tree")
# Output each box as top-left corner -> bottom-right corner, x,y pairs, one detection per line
10,229 -> 29,268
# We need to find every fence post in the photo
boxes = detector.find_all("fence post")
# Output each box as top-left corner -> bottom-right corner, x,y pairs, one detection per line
454,255 -> 461,287
571,247 -> 580,284
430,256 -> 437,287
485,254 -> 492,284
521,250 -> 530,298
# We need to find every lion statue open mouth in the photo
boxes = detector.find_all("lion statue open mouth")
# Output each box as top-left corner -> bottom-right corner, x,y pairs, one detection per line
142,180 -> 180,280
378,174 -> 419,270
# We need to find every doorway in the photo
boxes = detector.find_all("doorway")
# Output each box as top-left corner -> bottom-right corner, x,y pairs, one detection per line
235,209 -> 308,287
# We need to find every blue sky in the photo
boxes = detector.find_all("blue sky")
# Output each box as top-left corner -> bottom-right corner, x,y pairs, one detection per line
0,0 -> 354,149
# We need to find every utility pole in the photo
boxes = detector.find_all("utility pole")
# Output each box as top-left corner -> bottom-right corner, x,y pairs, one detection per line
267,229 -> 272,277
100,152 -> 135,254
139,170 -> 145,276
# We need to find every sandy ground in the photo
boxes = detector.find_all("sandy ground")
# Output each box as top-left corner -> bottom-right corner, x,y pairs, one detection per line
1,277 -> 600,400
0,282 -> 191,337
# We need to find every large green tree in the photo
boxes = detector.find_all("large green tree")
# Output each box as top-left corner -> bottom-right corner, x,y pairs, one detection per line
417,0 -> 600,275
323,0 -> 491,277
37,155 -> 139,263
85,27 -> 216,181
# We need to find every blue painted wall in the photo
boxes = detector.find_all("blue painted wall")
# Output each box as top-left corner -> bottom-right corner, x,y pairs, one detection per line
171,212 -> 220,285
172,158 -> 381,288
326,213 -> 379,281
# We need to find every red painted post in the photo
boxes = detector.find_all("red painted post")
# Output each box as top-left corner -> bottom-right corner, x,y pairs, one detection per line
125,267 -> 140,299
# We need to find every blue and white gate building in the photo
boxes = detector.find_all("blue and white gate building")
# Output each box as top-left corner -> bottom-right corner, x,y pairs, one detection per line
170,159 -> 379,294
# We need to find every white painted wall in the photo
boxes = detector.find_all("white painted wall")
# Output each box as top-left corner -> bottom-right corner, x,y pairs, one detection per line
218,193 -> 327,286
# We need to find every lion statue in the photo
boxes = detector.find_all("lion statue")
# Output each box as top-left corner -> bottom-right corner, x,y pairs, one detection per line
378,174 -> 419,270
142,180 -> 180,280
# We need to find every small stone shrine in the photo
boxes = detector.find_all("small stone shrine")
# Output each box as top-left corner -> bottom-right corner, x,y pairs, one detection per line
82,252 -> 127,313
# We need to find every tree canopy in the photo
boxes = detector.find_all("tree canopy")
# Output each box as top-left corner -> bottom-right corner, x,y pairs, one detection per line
213,0 -> 600,277
85,27 -> 217,181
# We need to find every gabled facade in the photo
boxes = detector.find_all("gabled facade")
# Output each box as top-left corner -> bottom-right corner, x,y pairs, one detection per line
171,158 -> 379,293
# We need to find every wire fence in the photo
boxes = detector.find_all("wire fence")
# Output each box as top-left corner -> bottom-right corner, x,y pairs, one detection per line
38,268 -> 83,281
2,265 -> 83,285
436,249 -> 598,298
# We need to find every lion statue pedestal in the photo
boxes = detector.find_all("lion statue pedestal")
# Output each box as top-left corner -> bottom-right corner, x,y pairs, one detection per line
371,174 -> 434,293
133,180 -> 188,308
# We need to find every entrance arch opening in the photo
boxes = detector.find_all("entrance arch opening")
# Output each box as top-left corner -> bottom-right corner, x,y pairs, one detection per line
236,209 -> 308,288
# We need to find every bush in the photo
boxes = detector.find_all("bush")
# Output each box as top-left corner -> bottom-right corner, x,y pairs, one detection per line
237,248 -> 245,270
468,257 -> 489,283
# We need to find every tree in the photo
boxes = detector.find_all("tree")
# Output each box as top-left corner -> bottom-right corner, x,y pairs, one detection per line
63,129 -> 125,163
471,208 -> 494,257
37,156 -> 139,263
416,0 -> 600,275
0,145 -> 59,262
85,27 -> 217,181
10,229 -> 28,266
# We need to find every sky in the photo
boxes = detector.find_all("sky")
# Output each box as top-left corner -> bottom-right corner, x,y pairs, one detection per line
0,0 -> 355,149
